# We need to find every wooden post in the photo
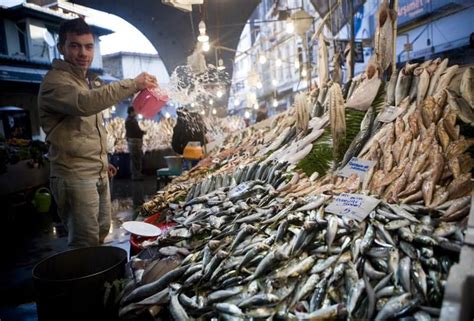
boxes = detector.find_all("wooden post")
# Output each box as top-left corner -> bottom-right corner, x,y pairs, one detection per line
392,0 -> 399,74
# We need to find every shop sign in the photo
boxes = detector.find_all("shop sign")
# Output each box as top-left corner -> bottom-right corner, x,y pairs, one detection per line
398,0 -> 470,26
326,193 -> 380,221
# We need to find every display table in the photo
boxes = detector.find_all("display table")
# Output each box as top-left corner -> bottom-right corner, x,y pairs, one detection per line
0,160 -> 50,196
110,147 -> 177,178
143,147 -> 176,175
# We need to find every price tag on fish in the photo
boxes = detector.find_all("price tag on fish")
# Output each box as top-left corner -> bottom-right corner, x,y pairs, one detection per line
326,193 -> 380,222
378,105 -> 405,123
338,157 -> 376,180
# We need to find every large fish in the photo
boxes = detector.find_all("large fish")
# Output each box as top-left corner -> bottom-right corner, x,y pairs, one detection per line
446,90 -> 474,126
460,66 -> 474,108
435,65 -> 459,94
386,70 -> 398,106
374,0 -> 395,72
318,32 -> 329,88
428,58 -> 448,96
339,106 -> 375,169
332,52 -> 342,84
395,63 -> 417,106
346,66 -> 382,111
329,83 -> 346,163
415,67 -> 430,106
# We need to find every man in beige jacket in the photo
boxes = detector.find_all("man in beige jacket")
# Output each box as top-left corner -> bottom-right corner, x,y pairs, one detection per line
38,18 -> 157,248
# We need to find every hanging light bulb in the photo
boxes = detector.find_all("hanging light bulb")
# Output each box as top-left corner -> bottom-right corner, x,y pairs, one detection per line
217,58 -> 225,71
273,99 -> 278,107
272,79 -> 278,86
212,108 -> 217,115
301,68 -> 308,77
200,110 -> 205,115
244,110 -> 251,119
216,89 -> 223,98
138,114 -> 143,120
276,58 -> 282,67
295,60 -> 300,69
253,103 -> 259,110
249,92 -> 257,102
286,17 -> 294,34
164,111 -> 171,118
256,81 -> 263,89
209,98 -> 214,105
259,54 -> 267,64
191,102 -> 195,108
198,21 -> 209,43
202,41 -> 210,52
111,106 -> 116,113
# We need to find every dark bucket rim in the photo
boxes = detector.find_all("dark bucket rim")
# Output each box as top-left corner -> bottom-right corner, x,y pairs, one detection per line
32,246 -> 127,283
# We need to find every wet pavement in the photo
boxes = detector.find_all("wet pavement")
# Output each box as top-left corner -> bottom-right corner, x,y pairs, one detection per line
0,175 -> 158,321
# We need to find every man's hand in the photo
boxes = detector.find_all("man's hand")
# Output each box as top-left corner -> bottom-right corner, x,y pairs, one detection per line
134,72 -> 158,90
108,164 -> 117,178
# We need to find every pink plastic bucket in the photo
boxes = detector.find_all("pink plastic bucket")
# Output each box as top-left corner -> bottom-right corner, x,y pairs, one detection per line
132,88 -> 169,118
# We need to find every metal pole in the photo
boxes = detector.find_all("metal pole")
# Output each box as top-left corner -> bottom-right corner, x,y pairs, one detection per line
349,0 -> 355,80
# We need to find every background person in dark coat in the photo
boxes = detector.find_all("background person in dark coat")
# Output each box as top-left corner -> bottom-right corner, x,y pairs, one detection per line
171,108 -> 207,155
126,106 -> 146,180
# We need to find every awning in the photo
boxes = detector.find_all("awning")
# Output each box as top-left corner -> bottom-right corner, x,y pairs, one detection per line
0,65 -> 47,83
0,65 -> 119,84
310,0 -> 365,35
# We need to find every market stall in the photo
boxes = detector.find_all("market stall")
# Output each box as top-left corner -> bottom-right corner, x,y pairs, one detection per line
104,1 -> 474,320
118,59 -> 473,321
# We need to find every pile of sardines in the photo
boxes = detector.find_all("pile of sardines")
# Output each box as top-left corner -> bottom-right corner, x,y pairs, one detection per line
119,178 -> 463,320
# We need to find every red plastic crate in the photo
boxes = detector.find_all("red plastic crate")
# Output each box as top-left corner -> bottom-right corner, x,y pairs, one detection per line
129,212 -> 176,256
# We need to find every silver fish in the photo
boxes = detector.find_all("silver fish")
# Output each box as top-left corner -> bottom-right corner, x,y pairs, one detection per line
412,260 -> 427,298
435,64 -> 459,94
428,58 -> 448,96
347,279 -> 365,315
326,216 -> 339,250
395,66 -> 413,106
169,284 -> 191,321
399,256 -> 411,292
375,293 -> 412,321
416,68 -> 430,106
388,248 -> 400,285
215,303 -> 243,317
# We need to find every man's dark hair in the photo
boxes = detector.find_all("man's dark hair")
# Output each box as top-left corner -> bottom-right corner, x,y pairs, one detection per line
127,106 -> 135,114
58,18 -> 92,46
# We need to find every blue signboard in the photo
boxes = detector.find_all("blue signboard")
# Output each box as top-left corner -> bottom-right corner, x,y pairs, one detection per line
398,0 -> 472,26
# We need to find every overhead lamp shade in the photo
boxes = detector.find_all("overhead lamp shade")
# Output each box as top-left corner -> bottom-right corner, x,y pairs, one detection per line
198,20 -> 206,34
292,10 -> 313,36
133,89 -> 169,118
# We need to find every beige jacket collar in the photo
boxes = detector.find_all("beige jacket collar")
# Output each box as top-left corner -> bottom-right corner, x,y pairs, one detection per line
51,59 -> 99,82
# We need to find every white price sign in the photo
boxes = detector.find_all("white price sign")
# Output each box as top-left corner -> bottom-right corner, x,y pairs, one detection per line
338,157 -> 376,180
326,193 -> 380,222
378,105 -> 405,123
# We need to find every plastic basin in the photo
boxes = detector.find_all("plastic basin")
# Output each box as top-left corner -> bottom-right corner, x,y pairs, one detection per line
32,246 -> 127,321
